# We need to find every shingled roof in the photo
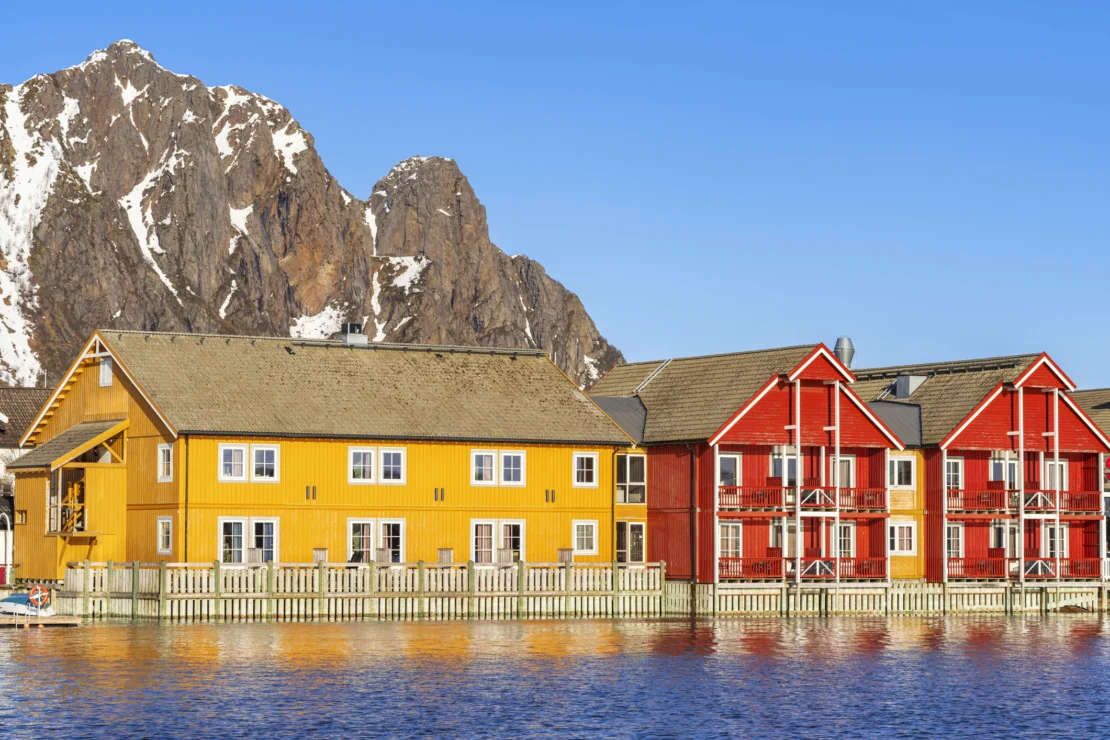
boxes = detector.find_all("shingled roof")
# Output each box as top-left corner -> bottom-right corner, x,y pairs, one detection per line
29,332 -> 632,447
0,387 -> 52,448
1070,388 -> 1110,438
852,354 -> 1040,446
589,345 -> 817,444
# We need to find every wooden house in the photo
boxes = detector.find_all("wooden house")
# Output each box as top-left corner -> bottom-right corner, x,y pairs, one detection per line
590,344 -> 904,587
10,329 -> 637,582
0,387 -> 52,585
854,354 -> 1110,584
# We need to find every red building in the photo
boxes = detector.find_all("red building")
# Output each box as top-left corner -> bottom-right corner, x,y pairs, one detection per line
854,354 -> 1110,584
590,344 -> 904,586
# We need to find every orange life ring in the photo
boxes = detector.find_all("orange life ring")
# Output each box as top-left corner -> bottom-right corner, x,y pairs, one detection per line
28,584 -> 49,608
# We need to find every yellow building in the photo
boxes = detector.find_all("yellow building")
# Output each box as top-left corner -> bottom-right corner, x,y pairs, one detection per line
12,330 -> 641,581
887,449 -> 926,579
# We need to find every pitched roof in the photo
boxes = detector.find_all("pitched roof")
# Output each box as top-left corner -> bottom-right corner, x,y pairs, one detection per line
1070,388 -> 1110,438
71,332 -> 630,446
10,419 -> 125,470
852,354 -> 1039,446
589,345 -> 817,444
592,396 -> 647,445
0,387 -> 52,448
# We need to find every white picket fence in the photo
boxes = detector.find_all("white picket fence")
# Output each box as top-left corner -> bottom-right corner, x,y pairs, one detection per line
58,560 -> 667,622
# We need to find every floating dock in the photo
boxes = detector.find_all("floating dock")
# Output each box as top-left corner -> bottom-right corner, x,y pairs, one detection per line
0,616 -> 81,628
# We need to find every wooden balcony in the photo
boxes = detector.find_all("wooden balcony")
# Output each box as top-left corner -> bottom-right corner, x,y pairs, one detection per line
946,489 -> 1016,512
719,557 -> 886,581
1023,558 -> 1102,580
800,487 -> 886,511
947,557 -> 1017,579
717,486 -> 784,510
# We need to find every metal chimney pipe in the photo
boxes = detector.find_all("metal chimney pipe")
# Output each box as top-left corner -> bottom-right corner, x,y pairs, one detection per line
834,337 -> 855,368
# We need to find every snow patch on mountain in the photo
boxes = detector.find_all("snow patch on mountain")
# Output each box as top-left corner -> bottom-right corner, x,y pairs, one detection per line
118,148 -> 187,305
290,304 -> 344,339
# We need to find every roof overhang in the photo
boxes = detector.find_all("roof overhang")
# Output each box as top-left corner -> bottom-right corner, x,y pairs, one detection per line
20,331 -> 178,447
10,418 -> 130,471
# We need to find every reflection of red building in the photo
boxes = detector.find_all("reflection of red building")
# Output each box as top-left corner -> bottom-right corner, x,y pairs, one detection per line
855,354 -> 1110,583
591,344 -> 903,586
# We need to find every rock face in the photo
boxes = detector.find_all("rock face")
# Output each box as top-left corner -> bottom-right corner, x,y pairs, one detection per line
0,40 -> 621,387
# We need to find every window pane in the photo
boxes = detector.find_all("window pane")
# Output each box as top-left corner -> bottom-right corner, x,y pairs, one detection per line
719,457 -> 738,487
474,524 -> 493,564
382,451 -> 403,481
350,522 -> 373,562
222,522 -> 243,563
351,451 -> 373,480
253,521 -> 275,562
629,524 -> 645,562
381,522 -> 402,562
502,454 -> 522,483
254,448 -> 276,479
617,456 -> 627,486
616,522 -> 627,563
576,456 -> 595,484
475,454 -> 494,482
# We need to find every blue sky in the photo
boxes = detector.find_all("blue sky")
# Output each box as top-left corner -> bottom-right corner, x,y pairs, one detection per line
3,2 -> 1108,384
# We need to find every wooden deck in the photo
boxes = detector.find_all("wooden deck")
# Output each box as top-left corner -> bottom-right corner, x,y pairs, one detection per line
0,615 -> 81,628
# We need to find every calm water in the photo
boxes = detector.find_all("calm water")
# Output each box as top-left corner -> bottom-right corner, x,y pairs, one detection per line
0,616 -> 1107,738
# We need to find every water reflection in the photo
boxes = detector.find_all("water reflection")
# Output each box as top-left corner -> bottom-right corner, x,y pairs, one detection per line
1,616 -> 1108,738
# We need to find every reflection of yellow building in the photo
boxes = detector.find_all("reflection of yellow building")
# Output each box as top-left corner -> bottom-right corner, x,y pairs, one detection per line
888,449 -> 925,580
13,330 -> 637,581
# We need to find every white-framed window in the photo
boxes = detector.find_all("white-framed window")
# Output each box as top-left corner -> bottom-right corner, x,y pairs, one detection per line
218,444 -> 248,482
99,357 -> 113,387
946,522 -> 964,559
157,443 -> 173,483
500,451 -> 526,487
617,521 -> 646,563
831,454 -> 855,488
219,517 -> 247,563
471,450 -> 497,486
380,520 -> 405,563
945,457 -> 964,491
251,444 -> 280,482
379,448 -> 406,484
348,518 -> 376,562
573,452 -> 598,488
617,454 -> 646,503
837,521 -> 856,558
470,519 -> 526,563
889,521 -> 917,555
472,520 -> 495,564
719,522 -> 742,559
573,520 -> 598,555
888,456 -> 916,489
771,446 -> 798,486
718,453 -> 741,488
251,518 -> 279,562
990,520 -> 1018,557
1044,521 -> 1069,559
1043,459 -> 1069,491
989,452 -> 1019,489
348,446 -> 376,484
772,520 -> 798,558
156,516 -> 173,555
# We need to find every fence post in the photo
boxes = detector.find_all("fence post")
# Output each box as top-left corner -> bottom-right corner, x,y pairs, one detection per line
158,561 -> 167,621
612,560 -> 620,618
659,560 -> 666,616
417,560 -> 426,620
131,560 -> 140,621
214,560 -> 222,621
317,560 -> 326,621
564,561 -> 573,617
106,560 -> 114,618
369,561 -> 377,620
83,559 -> 91,619
517,561 -> 526,619
467,560 -> 475,620
267,560 -> 276,621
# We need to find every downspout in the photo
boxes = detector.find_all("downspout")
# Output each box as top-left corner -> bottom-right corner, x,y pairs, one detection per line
184,435 -> 190,562
611,448 -> 619,561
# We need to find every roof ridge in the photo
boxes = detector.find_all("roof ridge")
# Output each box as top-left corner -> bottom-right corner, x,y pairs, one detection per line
854,353 -> 1040,379
620,343 -> 819,367
1071,387 -> 1110,394
100,330 -> 546,357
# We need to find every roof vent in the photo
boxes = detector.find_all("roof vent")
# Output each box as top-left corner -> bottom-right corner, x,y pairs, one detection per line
893,374 -> 927,398
339,323 -> 368,346
834,337 -> 855,368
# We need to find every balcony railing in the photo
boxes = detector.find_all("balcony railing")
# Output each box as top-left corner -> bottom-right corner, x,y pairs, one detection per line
838,558 -> 887,579
718,557 -> 783,580
948,557 -> 1018,579
1024,558 -> 1102,579
946,490 -> 1015,512
838,488 -> 887,510
945,490 -> 1102,513
717,486 -> 784,509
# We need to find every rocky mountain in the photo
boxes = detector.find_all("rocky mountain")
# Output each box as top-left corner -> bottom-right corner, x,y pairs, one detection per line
0,40 -> 621,388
